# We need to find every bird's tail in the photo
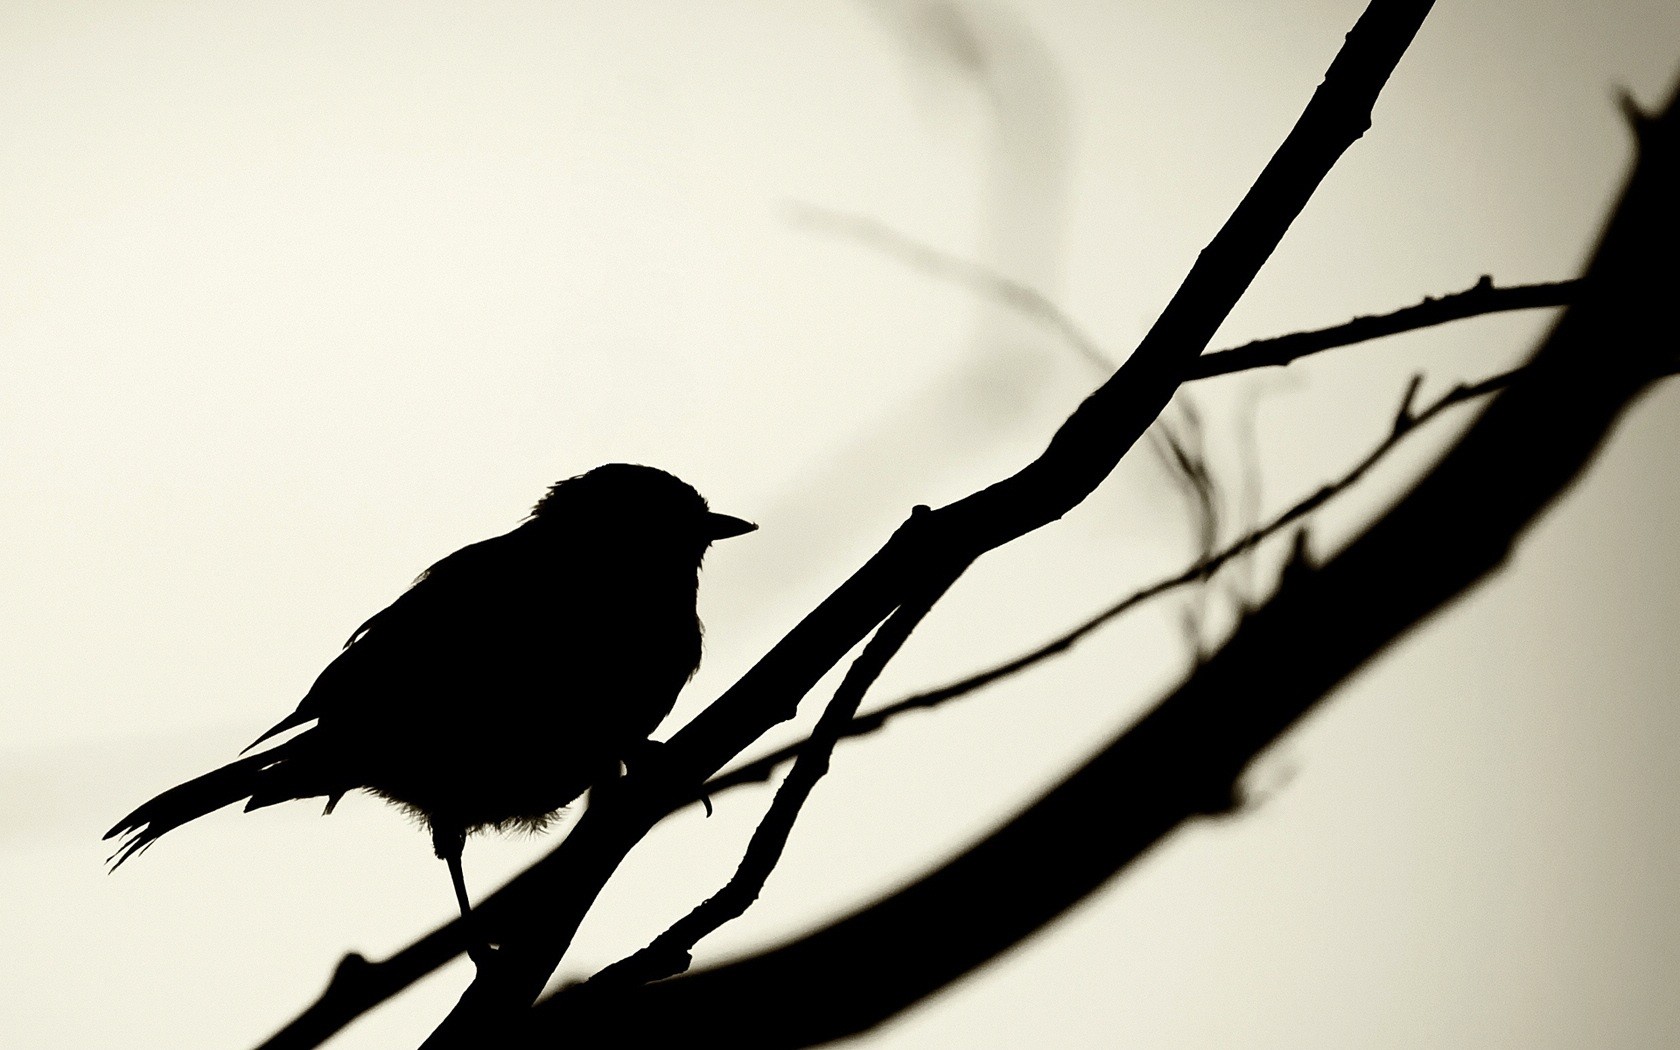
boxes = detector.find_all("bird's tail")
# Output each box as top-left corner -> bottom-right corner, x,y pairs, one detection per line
103,744 -> 295,870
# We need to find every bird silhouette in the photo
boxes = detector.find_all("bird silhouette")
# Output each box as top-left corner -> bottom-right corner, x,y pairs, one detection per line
105,464 -> 754,942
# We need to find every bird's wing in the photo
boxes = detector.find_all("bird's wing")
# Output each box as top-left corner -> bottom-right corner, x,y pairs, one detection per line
241,531 -> 526,752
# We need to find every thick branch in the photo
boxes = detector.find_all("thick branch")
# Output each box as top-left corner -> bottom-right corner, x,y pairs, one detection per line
528,77 -> 1680,1049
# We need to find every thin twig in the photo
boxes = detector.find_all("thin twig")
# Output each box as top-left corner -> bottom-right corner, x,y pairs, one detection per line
590,565 -> 959,988
1187,275 -> 1580,378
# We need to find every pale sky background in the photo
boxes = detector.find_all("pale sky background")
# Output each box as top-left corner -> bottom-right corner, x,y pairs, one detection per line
4,1 -> 1679,1047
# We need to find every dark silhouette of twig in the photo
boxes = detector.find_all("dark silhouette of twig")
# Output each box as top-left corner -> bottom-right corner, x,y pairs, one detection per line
1186,274 -> 1580,378
258,5 -> 1438,1046
698,364 -> 1521,802
590,562 -> 957,988
530,77 -> 1680,1048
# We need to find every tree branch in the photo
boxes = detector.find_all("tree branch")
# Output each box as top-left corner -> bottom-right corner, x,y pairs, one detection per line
699,364 -> 1522,802
1186,274 -> 1580,378
527,74 -> 1680,1049
256,4 -> 1438,1046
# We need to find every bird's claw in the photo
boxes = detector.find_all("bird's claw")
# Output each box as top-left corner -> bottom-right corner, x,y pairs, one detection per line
623,738 -> 667,775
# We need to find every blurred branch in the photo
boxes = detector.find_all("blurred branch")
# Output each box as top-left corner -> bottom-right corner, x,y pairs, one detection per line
699,364 -> 1521,802
1148,391 -> 1221,560
790,203 -> 1114,369
258,4 -> 1437,1046
529,76 -> 1680,1049
590,567 -> 956,989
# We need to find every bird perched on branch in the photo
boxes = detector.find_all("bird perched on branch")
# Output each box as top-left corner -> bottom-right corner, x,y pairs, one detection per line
106,463 -> 754,936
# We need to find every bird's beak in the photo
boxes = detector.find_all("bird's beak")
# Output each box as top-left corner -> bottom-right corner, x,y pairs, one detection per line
705,512 -> 758,540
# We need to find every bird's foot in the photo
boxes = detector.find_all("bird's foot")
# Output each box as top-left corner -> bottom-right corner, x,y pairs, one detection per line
621,738 -> 714,815
622,738 -> 667,776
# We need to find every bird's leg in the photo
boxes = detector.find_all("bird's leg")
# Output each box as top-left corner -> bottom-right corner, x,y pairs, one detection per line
446,851 -> 473,921
432,826 -> 494,966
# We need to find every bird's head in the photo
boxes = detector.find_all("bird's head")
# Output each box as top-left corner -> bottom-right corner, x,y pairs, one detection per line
528,463 -> 755,558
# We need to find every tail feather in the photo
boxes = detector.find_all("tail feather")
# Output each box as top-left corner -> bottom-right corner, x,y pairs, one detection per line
104,746 -> 291,870
239,709 -> 313,755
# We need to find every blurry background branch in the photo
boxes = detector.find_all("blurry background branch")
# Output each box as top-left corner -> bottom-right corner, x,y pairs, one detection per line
789,203 -> 1114,370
